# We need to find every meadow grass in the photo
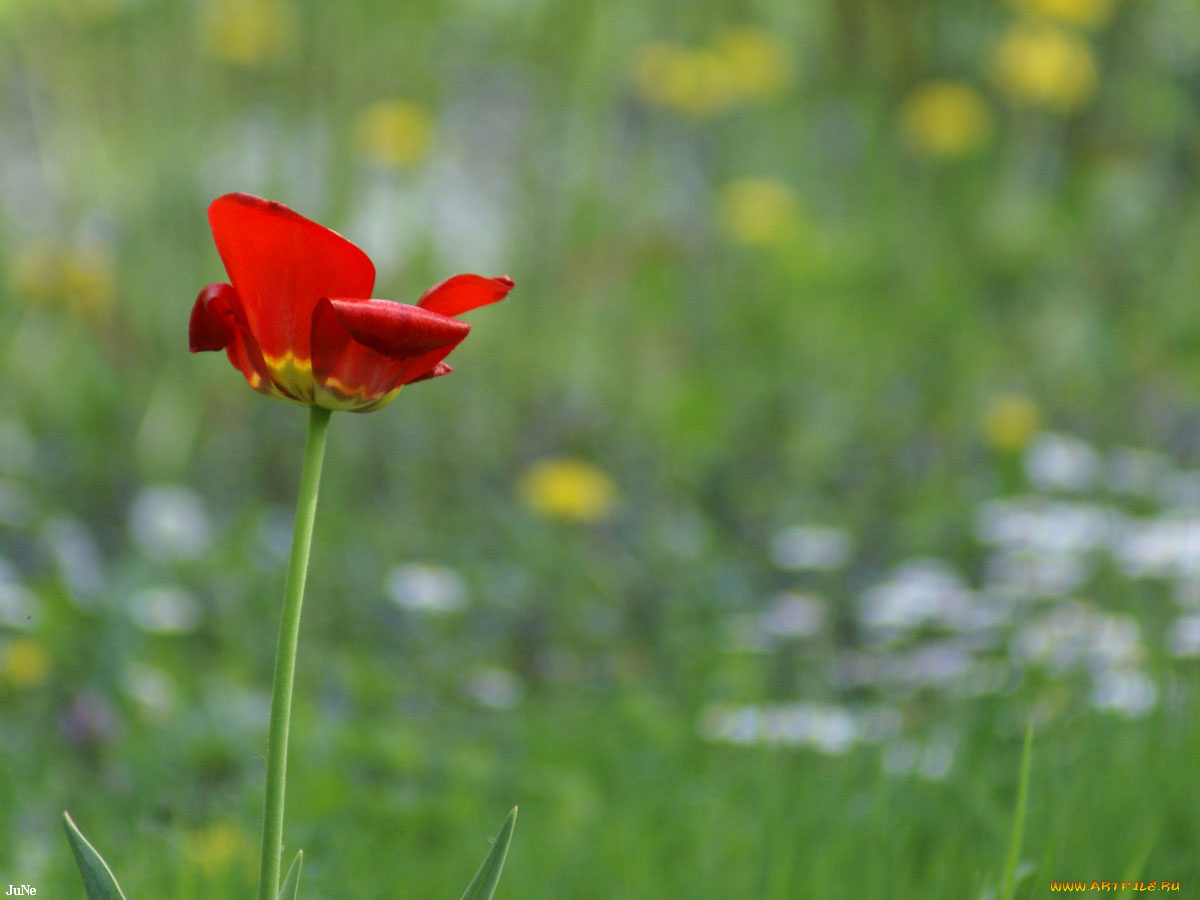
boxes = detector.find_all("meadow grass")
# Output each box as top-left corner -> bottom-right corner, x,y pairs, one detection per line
2,0 -> 1200,896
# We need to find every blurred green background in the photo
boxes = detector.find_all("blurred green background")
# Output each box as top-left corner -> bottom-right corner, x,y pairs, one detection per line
3,0 -> 1200,895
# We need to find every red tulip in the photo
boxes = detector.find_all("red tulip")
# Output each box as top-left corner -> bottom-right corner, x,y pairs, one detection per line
189,193 -> 512,412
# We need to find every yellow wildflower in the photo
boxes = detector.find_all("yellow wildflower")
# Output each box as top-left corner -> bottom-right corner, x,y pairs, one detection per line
9,240 -> 115,317
1012,0 -> 1116,29
633,41 -> 688,106
634,41 -> 738,117
183,821 -> 253,877
634,27 -> 789,117
991,24 -> 1098,112
900,81 -> 993,159
983,393 -> 1042,452
2,638 -> 50,687
711,26 -> 791,101
717,178 -> 803,247
518,459 -> 618,524
199,0 -> 298,67
355,100 -> 433,169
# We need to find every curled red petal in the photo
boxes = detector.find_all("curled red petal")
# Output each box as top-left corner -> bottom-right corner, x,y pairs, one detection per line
417,274 -> 514,317
408,362 -> 453,384
325,298 -> 470,357
207,193 -> 375,367
189,282 -> 284,399
189,283 -> 233,351
311,299 -> 471,410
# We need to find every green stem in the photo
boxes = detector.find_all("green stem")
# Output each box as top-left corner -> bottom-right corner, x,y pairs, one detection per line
258,405 -> 332,900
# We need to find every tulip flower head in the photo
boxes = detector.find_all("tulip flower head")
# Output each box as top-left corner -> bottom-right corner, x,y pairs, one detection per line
189,192 -> 512,412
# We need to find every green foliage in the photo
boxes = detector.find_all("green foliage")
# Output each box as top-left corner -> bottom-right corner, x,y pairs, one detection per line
0,0 -> 1199,897
62,813 -> 129,900
459,809 -> 516,900
999,721 -> 1034,900
278,851 -> 302,900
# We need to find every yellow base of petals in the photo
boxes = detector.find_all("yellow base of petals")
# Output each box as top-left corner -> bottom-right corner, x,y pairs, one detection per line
315,380 -> 402,413
257,353 -> 403,412
262,352 -> 316,403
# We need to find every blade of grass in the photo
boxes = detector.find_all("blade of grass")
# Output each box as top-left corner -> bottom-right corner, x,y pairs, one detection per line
1121,827 -> 1157,884
1000,720 -> 1034,900
459,807 -> 517,900
62,811 -> 130,900
279,850 -> 303,900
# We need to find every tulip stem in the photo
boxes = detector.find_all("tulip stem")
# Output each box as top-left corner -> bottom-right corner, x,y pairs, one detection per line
258,404 -> 332,900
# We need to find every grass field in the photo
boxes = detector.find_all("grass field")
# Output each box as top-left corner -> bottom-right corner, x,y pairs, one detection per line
2,0 -> 1200,896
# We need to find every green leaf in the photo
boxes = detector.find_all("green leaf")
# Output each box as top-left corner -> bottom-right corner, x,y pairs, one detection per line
999,720 -> 1034,900
62,811 -> 129,900
278,850 -> 303,900
459,807 -> 517,900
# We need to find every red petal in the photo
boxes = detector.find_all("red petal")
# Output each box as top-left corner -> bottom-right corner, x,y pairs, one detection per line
325,298 -> 470,356
207,193 -> 375,366
417,274 -> 513,317
310,299 -> 470,410
189,284 -> 232,351
189,282 -> 284,398
407,362 -> 453,384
